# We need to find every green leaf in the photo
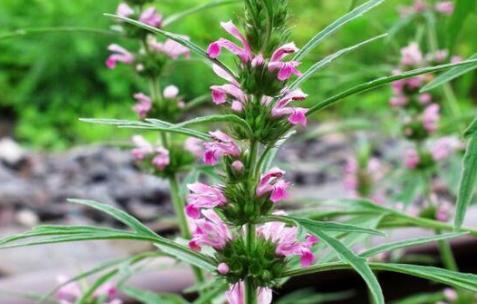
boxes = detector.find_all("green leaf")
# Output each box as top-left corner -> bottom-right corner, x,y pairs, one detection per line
68,199 -> 157,237
163,0 -> 240,27
448,0 -> 477,52
105,14 -> 237,80
77,270 -> 117,304
287,216 -> 386,236
290,34 -> 387,90
421,54 -> 477,92
193,280 -> 229,304
300,229 -> 384,304
80,118 -> 211,140
464,116 -> 477,138
258,131 -> 296,172
455,127 -> 477,228
122,286 -> 188,304
293,0 -> 385,61
391,292 -> 445,304
155,242 -> 217,273
360,232 -> 467,258
307,58 -> 477,116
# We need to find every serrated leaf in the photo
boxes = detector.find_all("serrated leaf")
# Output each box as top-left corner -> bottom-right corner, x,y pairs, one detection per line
307,58 -> 477,115
360,232 -> 467,257
455,129 -> 477,228
294,0 -> 385,61
421,54 -> 477,92
290,34 -> 387,90
106,14 -> 237,80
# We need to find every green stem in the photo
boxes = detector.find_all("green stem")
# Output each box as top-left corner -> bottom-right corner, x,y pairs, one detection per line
245,223 -> 257,304
436,230 -> 459,272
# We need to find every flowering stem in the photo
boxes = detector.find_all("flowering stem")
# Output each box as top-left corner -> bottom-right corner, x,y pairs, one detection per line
245,223 -> 257,304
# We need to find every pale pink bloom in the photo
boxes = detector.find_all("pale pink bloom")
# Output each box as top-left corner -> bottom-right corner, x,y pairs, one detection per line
256,168 -> 290,203
117,3 -> 134,18
232,160 -> 244,172
271,89 -> 309,126
56,276 -> 82,303
258,220 -> 319,266
184,137 -> 204,158
404,148 -> 420,169
106,44 -> 134,69
343,158 -> 358,192
210,83 -> 246,105
94,282 -> 120,302
131,135 -> 154,160
213,64 -> 240,86
413,0 -> 428,13
203,130 -> 241,165
132,92 -> 152,118
431,137 -> 461,161
406,76 -> 423,89
428,50 -> 449,63
163,85 -> 179,99
400,43 -> 424,66
225,281 -> 273,304
217,263 -> 230,275
189,209 -> 232,251
422,103 -> 440,133
149,37 -> 190,59
207,21 -> 252,63
268,43 -> 302,81
186,183 -> 227,219
435,1 -> 454,15
391,79 -> 405,95
389,95 -> 408,108
444,288 -> 458,301
139,7 -> 163,28
436,203 -> 452,222
418,93 -> 432,105
152,147 -> 170,170
451,55 -> 462,64
231,100 -> 244,112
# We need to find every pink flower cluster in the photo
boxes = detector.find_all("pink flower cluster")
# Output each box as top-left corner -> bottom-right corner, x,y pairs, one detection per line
343,157 -> 384,203
207,21 -> 308,127
131,135 -> 170,170
404,137 -> 461,170
56,276 -> 122,304
225,281 -> 272,304
399,0 -> 454,17
117,3 -> 163,28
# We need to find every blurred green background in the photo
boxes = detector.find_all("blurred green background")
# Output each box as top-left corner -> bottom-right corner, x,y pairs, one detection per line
0,0 -> 476,149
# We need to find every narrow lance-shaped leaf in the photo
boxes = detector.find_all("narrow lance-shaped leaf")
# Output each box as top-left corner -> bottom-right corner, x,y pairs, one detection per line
294,220 -> 385,304
0,27 -> 118,40
360,232 -> 467,258
293,0 -> 385,61
122,286 -> 188,304
105,14 -> 237,81
421,53 -> 477,92
307,58 -> 477,116
455,117 -> 477,228
163,0 -> 241,27
448,0 -> 477,52
289,33 -> 387,90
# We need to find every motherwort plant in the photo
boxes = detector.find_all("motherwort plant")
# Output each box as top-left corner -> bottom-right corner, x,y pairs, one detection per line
2,1 -> 477,303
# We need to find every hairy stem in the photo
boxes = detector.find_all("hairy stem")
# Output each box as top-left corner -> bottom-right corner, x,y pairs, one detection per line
245,223 -> 257,304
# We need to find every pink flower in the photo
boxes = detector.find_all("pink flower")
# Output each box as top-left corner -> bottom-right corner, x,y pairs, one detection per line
256,168 -> 290,203
139,7 -> 163,28
186,183 -> 227,219
132,93 -> 152,119
400,43 -> 423,67
431,137 -> 461,161
343,158 -> 358,192
271,89 -> 309,126
148,37 -> 190,59
131,135 -> 154,160
207,21 -> 252,63
184,137 -> 204,158
258,219 -> 319,267
413,0 -> 428,12
163,85 -> 179,99
189,209 -> 232,251
106,44 -> 134,69
422,103 -> 440,133
210,84 -> 247,105
217,263 -> 230,275
435,1 -> 454,15
225,282 -> 272,304
268,43 -> 302,81
404,148 -> 420,169
152,147 -> 170,170
418,93 -> 432,105
428,50 -> 449,63
444,288 -> 458,301
203,130 -> 241,165
226,283 -> 272,304
117,3 -> 134,18
407,76 -> 423,89
94,282 -> 120,302
231,160 -> 244,172
389,95 -> 408,108
56,276 -> 82,303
